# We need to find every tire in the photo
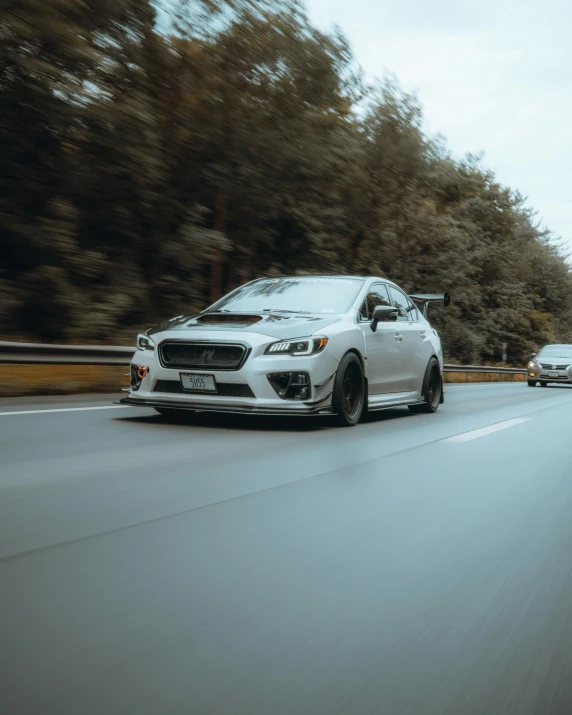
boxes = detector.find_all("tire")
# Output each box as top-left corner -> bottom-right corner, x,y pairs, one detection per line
527,380 -> 537,387
540,381 -> 548,387
332,352 -> 365,427
409,358 -> 442,414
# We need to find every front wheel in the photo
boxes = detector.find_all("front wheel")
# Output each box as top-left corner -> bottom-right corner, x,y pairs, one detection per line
332,353 -> 365,427
539,381 -> 548,387
409,358 -> 442,414
527,380 -> 537,387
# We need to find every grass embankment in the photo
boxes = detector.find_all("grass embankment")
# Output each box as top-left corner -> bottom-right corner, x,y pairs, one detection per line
0,364 -> 525,398
444,371 -> 526,384
0,365 -> 130,397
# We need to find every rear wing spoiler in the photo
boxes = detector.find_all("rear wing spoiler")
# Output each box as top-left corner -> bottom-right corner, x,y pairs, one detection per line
409,293 -> 451,318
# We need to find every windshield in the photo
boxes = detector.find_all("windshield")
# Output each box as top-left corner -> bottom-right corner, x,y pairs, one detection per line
538,345 -> 572,359
207,277 -> 365,315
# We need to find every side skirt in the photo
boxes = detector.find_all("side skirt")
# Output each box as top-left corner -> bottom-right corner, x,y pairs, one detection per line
366,391 -> 425,411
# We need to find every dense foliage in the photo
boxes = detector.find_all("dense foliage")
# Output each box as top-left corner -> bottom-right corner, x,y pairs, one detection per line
2,0 -> 571,362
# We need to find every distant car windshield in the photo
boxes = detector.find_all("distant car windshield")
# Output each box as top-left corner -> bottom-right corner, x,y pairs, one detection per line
539,345 -> 572,359
207,277 -> 365,315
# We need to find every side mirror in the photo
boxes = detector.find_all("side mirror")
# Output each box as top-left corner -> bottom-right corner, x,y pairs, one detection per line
530,352 -> 537,358
371,305 -> 398,332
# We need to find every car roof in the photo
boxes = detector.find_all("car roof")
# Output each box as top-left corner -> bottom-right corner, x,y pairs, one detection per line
252,274 -> 393,283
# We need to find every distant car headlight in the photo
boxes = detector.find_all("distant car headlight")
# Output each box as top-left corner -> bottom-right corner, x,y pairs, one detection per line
137,333 -> 155,351
265,336 -> 328,356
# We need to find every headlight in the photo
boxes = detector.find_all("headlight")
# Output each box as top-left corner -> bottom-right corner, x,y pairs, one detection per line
137,333 -> 155,351
528,361 -> 537,369
265,336 -> 328,356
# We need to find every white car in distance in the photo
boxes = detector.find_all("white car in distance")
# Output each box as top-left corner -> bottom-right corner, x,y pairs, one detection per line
527,344 -> 572,387
121,276 -> 450,426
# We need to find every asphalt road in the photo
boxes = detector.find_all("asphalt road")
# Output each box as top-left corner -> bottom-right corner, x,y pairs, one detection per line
2,382 -> 572,714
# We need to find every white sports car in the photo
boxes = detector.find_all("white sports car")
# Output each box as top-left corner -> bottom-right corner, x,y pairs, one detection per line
120,275 -> 450,426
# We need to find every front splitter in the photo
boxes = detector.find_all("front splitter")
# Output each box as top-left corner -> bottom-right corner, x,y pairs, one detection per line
117,396 -> 334,416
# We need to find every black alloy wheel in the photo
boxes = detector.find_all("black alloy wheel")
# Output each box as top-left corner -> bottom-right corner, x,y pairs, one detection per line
409,358 -> 442,414
333,353 -> 365,427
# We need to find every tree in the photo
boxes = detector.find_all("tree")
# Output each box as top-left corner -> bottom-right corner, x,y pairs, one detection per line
1,0 -> 570,362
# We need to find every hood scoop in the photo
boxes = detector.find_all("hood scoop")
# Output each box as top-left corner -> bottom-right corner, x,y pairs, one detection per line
194,313 -> 288,326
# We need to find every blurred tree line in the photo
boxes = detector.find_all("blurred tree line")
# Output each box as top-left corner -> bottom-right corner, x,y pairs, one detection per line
1,0 -> 571,362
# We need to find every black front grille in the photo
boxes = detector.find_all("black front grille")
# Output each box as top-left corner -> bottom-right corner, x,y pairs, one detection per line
154,379 -> 183,394
154,379 -> 255,398
540,363 -> 570,370
217,383 -> 256,398
159,342 -> 247,371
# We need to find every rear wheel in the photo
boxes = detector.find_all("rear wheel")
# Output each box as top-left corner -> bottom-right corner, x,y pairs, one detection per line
409,358 -> 442,414
527,380 -> 537,387
332,353 -> 365,427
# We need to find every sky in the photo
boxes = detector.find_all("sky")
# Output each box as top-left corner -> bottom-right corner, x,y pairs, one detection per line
305,0 -> 572,255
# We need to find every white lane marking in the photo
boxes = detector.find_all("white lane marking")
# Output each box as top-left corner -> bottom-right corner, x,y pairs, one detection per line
445,417 -> 530,443
0,405 -> 130,417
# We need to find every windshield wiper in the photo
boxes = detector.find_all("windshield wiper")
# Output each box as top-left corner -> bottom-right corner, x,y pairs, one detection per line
262,308 -> 311,314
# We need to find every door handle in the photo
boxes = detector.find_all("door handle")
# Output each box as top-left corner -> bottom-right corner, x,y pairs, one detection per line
419,331 -> 426,338
394,334 -> 403,342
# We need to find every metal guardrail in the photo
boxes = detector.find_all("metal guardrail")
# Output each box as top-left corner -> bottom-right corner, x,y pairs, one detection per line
0,341 -> 134,365
0,340 -> 528,373
444,364 -> 527,375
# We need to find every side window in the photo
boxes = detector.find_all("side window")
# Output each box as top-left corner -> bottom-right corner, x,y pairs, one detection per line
388,286 -> 414,321
359,284 -> 391,321
407,299 -> 419,321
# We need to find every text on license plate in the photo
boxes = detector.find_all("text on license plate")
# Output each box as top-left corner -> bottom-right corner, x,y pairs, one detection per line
180,373 -> 216,392
548,371 -> 559,377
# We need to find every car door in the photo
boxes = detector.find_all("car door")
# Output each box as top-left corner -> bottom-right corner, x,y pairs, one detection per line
358,283 -> 402,395
387,285 -> 432,393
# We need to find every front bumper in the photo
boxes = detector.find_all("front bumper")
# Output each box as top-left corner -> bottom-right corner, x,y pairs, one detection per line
529,370 -> 572,383
124,345 -> 340,415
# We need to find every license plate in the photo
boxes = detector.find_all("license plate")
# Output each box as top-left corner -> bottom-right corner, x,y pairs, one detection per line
180,373 -> 216,392
548,371 -> 559,377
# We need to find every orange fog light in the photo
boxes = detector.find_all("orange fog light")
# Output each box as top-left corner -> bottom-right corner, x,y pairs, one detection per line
137,366 -> 149,379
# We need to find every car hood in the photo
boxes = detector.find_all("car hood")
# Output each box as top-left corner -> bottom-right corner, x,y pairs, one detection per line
146,313 -> 342,340
538,355 -> 572,362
